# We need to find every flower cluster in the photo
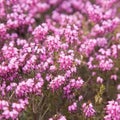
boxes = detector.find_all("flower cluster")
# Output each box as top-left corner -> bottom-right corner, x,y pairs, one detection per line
82,102 -> 96,118
104,100 -> 120,120
0,0 -> 120,119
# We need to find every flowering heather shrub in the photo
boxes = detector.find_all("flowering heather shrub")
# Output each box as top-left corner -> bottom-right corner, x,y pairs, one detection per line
0,0 -> 120,120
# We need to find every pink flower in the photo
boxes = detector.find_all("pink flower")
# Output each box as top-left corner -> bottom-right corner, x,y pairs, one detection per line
82,103 -> 96,118
96,76 -> 103,83
104,100 -> 120,120
49,75 -> 65,91
68,102 -> 77,112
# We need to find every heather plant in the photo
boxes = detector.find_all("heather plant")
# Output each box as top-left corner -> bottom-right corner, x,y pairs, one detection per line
0,0 -> 120,120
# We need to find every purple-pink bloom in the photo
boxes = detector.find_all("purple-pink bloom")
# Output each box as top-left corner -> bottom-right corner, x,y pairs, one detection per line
104,100 -> 120,120
82,102 -> 96,118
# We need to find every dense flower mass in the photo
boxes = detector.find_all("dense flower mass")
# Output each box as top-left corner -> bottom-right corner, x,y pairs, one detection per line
0,0 -> 120,119
104,100 -> 120,120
